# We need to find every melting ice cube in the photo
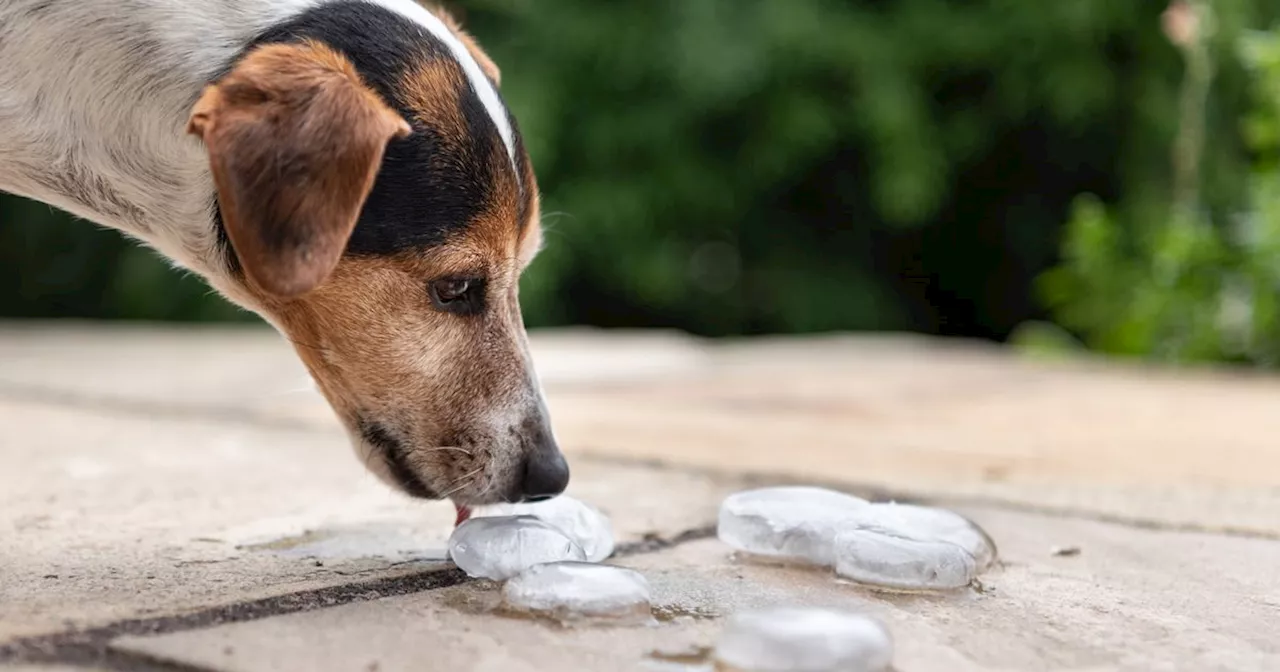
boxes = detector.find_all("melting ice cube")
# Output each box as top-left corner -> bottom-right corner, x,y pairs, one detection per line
716,488 -> 997,592
833,530 -> 977,591
474,494 -> 615,562
502,561 -> 651,625
832,502 -> 995,591
713,607 -> 894,672
448,515 -> 586,580
717,486 -> 870,566
841,502 -> 996,569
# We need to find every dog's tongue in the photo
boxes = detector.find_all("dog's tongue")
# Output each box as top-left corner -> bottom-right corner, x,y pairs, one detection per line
454,503 -> 472,527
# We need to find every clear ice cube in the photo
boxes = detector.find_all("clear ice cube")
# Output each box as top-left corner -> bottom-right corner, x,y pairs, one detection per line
448,515 -> 586,580
833,530 -> 977,591
831,503 -> 995,591
475,494 -> 615,562
844,502 -> 996,569
501,561 -> 651,625
713,607 -> 894,672
717,486 -> 870,566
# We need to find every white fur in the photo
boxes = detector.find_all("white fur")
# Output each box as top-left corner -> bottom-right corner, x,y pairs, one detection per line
376,0 -> 518,177
0,0 -> 516,308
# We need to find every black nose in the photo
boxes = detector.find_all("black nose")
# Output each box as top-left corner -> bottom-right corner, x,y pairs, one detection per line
518,432 -> 570,502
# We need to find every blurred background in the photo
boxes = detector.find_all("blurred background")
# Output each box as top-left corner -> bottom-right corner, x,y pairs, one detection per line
2,0 -> 1278,366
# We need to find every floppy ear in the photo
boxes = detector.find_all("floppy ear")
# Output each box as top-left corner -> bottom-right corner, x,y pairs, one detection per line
187,40 -> 411,298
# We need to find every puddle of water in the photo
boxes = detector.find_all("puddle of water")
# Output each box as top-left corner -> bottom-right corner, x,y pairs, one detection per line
651,603 -> 719,623
239,529 -> 336,551
645,645 -> 713,666
441,585 -> 718,630
440,585 -> 505,616
235,527 -> 449,563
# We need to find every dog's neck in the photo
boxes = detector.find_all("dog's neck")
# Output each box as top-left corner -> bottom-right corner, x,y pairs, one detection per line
0,0 -> 481,308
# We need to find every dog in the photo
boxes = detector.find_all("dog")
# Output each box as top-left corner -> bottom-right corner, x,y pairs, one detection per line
0,0 -> 568,521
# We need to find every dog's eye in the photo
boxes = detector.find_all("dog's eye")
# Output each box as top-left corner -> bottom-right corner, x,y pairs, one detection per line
428,277 -> 483,315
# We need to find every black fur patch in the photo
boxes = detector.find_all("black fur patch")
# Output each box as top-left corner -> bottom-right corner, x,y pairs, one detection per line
212,0 -> 519,264
359,420 -> 438,499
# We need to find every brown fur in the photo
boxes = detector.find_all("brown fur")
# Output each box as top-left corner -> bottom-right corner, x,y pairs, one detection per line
188,19 -> 552,505
265,221 -> 542,500
187,40 -> 411,298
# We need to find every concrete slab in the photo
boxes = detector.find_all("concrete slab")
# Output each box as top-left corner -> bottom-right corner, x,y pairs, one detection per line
109,505 -> 1280,672
0,397 -> 742,641
547,337 -> 1280,537
4,325 -> 1280,670
3,325 -> 1277,536
0,323 -> 710,427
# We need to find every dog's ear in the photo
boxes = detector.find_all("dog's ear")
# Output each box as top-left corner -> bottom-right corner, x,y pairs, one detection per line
187,40 -> 411,298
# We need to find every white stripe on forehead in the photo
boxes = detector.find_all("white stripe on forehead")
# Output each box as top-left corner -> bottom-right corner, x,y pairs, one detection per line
372,0 -> 518,181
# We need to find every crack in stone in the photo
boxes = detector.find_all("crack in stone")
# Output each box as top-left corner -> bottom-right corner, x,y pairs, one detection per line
581,452 -> 1280,542
0,526 -> 719,671
0,568 -> 469,669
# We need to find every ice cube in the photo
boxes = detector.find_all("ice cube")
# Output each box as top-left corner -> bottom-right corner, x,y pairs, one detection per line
831,503 -> 994,591
713,607 -> 893,672
474,494 -> 615,562
717,486 -> 869,566
833,530 -> 977,591
502,561 -> 651,625
448,515 -> 586,580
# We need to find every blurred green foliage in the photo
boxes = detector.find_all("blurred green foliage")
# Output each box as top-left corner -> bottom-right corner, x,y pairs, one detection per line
1,1 -> 1276,346
1030,5 -> 1280,366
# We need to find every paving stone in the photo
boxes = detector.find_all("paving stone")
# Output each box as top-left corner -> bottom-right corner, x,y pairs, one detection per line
0,397 -> 741,641
0,323 -> 710,426
111,506 -> 1280,672
546,337 -> 1280,536
4,325 -> 1275,535
5,325 -> 1280,670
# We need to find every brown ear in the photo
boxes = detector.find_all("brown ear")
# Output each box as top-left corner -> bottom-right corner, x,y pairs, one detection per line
187,40 -> 411,298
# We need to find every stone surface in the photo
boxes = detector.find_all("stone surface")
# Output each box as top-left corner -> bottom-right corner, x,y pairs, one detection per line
3,324 -> 1280,671
3,324 -> 1277,536
0,392 -> 740,640
549,336 -> 1280,537
111,506 -> 1280,672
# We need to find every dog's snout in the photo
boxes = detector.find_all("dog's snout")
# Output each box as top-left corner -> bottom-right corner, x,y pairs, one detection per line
516,427 -> 570,502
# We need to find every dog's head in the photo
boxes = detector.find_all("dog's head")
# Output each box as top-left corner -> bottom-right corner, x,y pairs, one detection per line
185,3 -> 566,508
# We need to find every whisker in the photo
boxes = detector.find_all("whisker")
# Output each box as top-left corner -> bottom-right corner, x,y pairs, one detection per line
439,465 -> 485,498
440,478 -> 475,499
420,446 -> 473,457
